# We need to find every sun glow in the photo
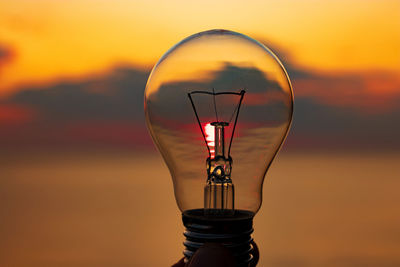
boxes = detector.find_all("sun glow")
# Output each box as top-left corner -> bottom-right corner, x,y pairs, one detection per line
204,123 -> 215,158
0,0 -> 399,97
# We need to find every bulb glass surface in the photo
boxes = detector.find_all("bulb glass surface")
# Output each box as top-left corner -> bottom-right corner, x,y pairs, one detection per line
145,30 -> 293,214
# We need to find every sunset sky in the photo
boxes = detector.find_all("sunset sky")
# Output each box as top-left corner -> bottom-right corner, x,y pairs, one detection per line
1,2 -> 400,266
0,0 -> 399,149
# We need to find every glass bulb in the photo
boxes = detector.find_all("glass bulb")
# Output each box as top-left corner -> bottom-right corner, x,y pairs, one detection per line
145,29 -> 293,216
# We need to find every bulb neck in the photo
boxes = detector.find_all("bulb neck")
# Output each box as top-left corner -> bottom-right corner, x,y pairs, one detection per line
182,208 -> 257,267
206,122 -> 233,216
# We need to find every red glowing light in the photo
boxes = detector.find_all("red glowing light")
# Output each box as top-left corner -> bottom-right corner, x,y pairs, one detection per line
204,123 -> 215,158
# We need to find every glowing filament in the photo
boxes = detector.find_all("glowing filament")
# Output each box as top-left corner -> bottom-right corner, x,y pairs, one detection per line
204,123 -> 215,158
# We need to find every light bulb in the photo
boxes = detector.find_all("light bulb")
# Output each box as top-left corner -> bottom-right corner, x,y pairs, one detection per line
144,29 -> 293,266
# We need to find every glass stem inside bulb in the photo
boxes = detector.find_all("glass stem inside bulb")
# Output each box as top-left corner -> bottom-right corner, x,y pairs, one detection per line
214,123 -> 224,157
204,122 -> 234,216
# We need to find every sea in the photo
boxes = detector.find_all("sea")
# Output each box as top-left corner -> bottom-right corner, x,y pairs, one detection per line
1,150 -> 399,267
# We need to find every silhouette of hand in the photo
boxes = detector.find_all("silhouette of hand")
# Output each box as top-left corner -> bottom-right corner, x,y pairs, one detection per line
172,241 -> 259,267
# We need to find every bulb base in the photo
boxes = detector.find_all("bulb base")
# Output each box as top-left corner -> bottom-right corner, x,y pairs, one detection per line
182,209 -> 256,267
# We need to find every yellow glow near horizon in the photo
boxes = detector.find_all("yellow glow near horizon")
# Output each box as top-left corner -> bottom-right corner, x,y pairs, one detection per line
0,0 -> 399,96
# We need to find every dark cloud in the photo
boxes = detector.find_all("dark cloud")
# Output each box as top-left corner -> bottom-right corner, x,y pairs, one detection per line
285,96 -> 400,151
152,63 -> 290,126
0,44 -> 15,76
6,66 -> 147,122
1,57 -> 399,150
0,44 -> 14,61
0,66 -> 150,149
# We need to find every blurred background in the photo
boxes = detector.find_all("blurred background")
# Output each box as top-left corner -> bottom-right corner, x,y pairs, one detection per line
0,0 -> 399,266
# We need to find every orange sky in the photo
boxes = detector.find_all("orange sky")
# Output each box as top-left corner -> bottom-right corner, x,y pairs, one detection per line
0,0 -> 399,97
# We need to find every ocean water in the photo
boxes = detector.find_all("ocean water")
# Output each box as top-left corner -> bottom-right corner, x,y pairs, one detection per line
1,151 -> 399,267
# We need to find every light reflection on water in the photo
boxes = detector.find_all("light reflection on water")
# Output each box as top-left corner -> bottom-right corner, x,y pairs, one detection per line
1,151 -> 399,267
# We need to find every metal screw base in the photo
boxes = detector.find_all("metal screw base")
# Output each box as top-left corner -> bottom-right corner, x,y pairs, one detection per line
182,209 -> 256,267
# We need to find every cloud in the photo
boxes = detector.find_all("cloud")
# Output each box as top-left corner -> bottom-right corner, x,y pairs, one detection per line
0,44 -> 14,61
258,38 -> 400,113
0,104 -> 37,125
285,96 -> 400,151
0,44 -> 15,75
152,63 -> 291,127
0,66 -> 150,149
1,56 -> 399,151
293,73 -> 400,114
6,66 -> 147,122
